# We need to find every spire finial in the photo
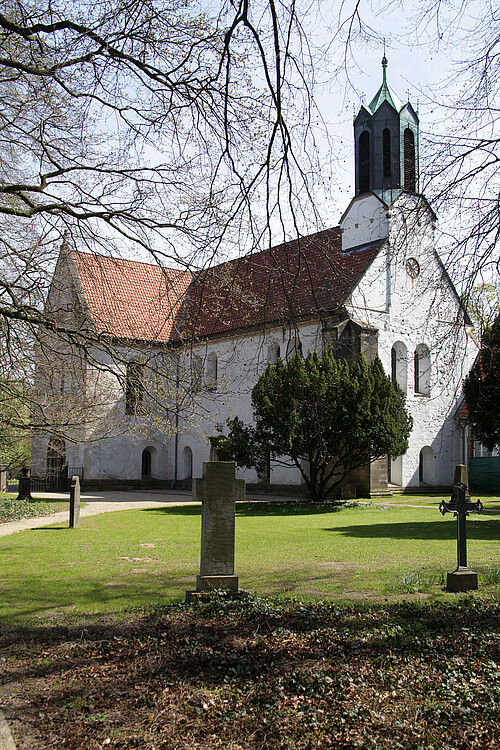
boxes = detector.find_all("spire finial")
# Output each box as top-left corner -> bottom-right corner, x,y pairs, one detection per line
382,39 -> 388,85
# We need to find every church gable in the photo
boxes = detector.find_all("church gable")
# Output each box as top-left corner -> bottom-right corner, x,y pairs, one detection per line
69,251 -> 192,342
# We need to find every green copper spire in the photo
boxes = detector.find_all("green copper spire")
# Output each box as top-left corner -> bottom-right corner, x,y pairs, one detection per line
368,55 -> 403,114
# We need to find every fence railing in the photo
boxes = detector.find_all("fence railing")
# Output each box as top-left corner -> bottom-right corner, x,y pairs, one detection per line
30,466 -> 84,493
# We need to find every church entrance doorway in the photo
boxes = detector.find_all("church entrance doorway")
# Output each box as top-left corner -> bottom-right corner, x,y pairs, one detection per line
419,446 -> 435,485
181,446 -> 193,480
46,437 -> 67,490
142,449 -> 152,478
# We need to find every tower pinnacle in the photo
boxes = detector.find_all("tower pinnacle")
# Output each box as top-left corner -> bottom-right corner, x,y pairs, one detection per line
354,60 -> 420,203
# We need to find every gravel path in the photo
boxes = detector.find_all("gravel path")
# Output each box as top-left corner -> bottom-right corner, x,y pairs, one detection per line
0,489 -> 198,538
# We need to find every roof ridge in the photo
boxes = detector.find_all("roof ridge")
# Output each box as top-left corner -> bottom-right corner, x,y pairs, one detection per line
71,248 -> 191,276
195,226 -> 342,277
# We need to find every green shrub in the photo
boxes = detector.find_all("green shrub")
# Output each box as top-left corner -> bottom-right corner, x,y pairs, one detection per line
0,498 -> 52,522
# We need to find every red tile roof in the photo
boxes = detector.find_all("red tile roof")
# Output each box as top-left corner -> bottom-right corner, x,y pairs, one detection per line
69,228 -> 381,342
179,228 -> 380,338
70,251 -> 192,341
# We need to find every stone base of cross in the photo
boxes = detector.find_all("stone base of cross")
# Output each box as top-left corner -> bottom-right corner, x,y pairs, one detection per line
186,461 -> 244,602
446,569 -> 478,593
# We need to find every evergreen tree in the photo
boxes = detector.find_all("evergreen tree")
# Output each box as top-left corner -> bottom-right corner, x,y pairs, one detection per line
464,315 -> 500,452
211,351 -> 412,502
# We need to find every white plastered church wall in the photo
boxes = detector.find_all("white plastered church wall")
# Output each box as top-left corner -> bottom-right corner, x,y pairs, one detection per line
176,320 -> 324,485
345,194 -> 477,487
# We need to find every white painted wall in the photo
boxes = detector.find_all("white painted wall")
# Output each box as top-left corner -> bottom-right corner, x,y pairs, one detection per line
340,193 -> 388,251
346,194 -> 477,487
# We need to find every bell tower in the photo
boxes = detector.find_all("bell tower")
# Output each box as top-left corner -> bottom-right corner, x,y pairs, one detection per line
354,56 -> 419,205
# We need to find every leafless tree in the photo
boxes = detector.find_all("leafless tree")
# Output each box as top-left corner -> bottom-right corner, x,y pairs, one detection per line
0,0 -> 323,452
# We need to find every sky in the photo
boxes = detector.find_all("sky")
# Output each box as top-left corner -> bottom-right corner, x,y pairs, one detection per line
297,0 -> 473,225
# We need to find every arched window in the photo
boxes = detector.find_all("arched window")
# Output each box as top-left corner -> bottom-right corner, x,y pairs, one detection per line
414,344 -> 430,395
359,130 -> 370,193
286,337 -> 302,361
47,437 -> 66,473
268,342 -> 280,365
391,342 -> 408,393
383,128 -> 391,182
206,352 -> 218,392
192,354 -> 202,393
125,361 -> 144,414
404,128 -> 416,192
141,448 -> 152,477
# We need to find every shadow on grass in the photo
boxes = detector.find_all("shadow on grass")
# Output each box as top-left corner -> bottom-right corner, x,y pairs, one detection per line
140,502 -> 347,519
0,571 -> 193,624
330,519 -> 500,540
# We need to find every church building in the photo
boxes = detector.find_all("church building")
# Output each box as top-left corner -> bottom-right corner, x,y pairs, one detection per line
32,60 -> 477,495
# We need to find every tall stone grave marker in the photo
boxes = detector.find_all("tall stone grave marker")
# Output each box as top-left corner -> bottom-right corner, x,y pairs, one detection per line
187,461 -> 244,599
69,475 -> 81,528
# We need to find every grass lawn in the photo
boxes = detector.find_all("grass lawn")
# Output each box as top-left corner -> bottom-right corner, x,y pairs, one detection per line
1,500 -> 499,623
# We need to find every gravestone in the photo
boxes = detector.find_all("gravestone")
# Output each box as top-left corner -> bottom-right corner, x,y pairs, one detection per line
439,465 -> 482,592
187,461 -> 244,600
69,475 -> 81,528
16,468 -> 32,502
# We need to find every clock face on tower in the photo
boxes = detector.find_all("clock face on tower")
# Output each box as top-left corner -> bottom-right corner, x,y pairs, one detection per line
405,257 -> 420,279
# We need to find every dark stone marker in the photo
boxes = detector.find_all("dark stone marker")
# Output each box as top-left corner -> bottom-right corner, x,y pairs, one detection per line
439,468 -> 482,592
16,468 -> 32,502
186,461 -> 244,600
69,475 -> 81,528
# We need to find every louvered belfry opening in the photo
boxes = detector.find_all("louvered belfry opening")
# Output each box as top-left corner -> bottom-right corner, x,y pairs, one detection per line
383,128 -> 391,186
359,130 -> 370,193
404,127 -> 416,192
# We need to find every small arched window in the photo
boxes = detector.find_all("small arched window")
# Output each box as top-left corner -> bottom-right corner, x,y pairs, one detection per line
286,337 -> 302,361
391,342 -> 408,394
268,342 -> 280,365
192,354 -> 202,393
125,361 -> 144,414
414,344 -> 430,395
404,128 -> 416,192
47,437 -> 66,473
206,352 -> 218,392
359,130 -> 370,193
383,128 -> 391,181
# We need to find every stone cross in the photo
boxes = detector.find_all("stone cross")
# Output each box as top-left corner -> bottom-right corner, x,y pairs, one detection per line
69,475 -> 81,528
439,470 -> 482,592
187,461 -> 244,599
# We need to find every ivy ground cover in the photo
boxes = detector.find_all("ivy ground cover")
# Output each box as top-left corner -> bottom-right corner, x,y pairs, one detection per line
0,596 -> 498,749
